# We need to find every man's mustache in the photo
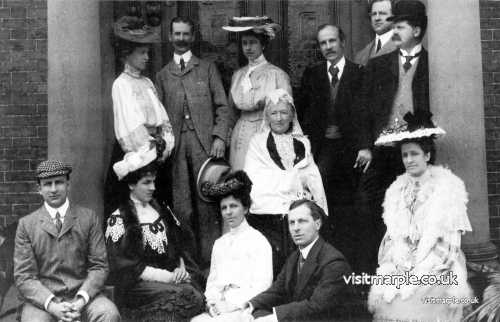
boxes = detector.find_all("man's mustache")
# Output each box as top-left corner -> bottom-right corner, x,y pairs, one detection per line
392,35 -> 401,41
174,40 -> 189,47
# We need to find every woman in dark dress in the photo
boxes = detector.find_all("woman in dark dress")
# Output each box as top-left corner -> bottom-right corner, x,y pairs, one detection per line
105,151 -> 203,322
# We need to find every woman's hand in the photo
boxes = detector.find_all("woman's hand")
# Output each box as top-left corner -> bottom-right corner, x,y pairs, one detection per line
213,301 -> 238,315
172,267 -> 190,284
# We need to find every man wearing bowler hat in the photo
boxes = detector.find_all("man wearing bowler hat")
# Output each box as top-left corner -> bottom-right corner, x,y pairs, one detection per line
14,159 -> 120,322
355,0 -> 429,274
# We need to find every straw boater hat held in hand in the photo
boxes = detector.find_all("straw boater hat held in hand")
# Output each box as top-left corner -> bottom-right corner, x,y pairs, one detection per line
223,16 -> 282,39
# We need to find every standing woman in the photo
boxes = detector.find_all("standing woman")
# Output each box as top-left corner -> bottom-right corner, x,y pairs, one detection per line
368,111 -> 472,322
223,17 -> 292,171
104,16 -> 175,217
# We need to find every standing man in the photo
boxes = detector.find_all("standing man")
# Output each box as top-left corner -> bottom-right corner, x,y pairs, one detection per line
299,24 -> 370,267
241,199 -> 351,322
155,17 -> 230,269
14,159 -> 120,322
356,0 -> 428,275
354,0 -> 397,66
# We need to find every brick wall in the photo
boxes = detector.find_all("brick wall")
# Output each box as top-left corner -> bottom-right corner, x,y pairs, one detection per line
0,0 -> 47,226
481,0 -> 500,248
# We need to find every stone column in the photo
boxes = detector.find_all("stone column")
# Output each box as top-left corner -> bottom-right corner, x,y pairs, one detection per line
427,0 -> 498,265
48,0 -> 105,216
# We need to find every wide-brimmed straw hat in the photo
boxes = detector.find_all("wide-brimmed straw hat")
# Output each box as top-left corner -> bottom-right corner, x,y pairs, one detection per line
375,110 -> 445,147
196,158 -> 232,202
114,15 -> 161,43
223,16 -> 282,39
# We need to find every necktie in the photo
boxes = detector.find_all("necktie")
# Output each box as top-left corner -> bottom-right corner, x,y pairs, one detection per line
55,212 -> 62,233
401,51 -> 420,73
298,252 -> 305,273
180,58 -> 186,71
328,66 -> 339,87
376,39 -> 382,53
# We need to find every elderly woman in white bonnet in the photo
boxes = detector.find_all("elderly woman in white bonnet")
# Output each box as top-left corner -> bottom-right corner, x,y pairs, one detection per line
244,88 -> 328,278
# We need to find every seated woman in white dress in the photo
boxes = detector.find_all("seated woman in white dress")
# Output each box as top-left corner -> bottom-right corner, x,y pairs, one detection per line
368,111 -> 472,322
243,89 -> 328,278
192,171 -> 273,322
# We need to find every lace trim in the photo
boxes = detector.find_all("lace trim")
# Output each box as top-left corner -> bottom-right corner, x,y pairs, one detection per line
105,216 -> 125,242
271,132 -> 295,170
142,221 -> 168,254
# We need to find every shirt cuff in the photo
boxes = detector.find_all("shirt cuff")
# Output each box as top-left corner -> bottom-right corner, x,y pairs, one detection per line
272,308 -> 279,322
76,291 -> 89,305
44,294 -> 55,311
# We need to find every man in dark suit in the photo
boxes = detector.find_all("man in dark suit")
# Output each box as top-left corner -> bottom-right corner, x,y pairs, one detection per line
155,17 -> 230,269
299,24 -> 370,264
354,0 -> 397,66
14,159 -> 119,322
241,199 -> 351,322
356,0 -> 429,274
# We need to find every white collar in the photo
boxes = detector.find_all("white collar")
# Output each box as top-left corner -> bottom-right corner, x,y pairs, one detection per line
409,167 -> 431,184
123,63 -> 141,78
299,236 -> 319,259
174,50 -> 192,65
375,29 -> 393,48
326,56 -> 346,80
229,219 -> 250,235
44,198 -> 69,219
400,43 -> 422,57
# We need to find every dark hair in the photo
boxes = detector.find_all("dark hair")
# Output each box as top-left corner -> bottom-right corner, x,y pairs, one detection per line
240,30 -> 270,50
114,38 -> 150,67
170,16 -> 194,34
367,0 -> 396,14
288,199 -> 326,225
317,24 -> 346,44
397,136 -> 436,165
402,17 -> 427,40
219,171 -> 252,209
37,174 -> 70,185
123,162 -> 158,185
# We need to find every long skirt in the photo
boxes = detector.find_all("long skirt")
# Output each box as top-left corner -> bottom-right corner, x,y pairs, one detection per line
229,110 -> 263,171
122,281 -> 204,322
247,214 -> 296,280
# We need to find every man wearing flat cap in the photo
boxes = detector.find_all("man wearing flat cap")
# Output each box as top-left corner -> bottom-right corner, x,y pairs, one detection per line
14,159 -> 120,322
355,0 -> 429,274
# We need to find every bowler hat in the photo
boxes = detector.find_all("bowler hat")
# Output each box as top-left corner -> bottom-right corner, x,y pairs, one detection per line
197,158 -> 232,202
387,0 -> 426,23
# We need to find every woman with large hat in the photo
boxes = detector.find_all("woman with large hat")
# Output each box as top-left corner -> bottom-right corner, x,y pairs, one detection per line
368,110 -> 472,321
104,16 -> 175,217
223,16 -> 292,171
105,147 -> 203,322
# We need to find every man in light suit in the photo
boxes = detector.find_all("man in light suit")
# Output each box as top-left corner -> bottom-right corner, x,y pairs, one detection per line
354,0 -> 397,66
356,0 -> 429,275
241,199 -> 352,322
155,17 -> 230,270
299,24 -> 369,268
14,159 -> 119,322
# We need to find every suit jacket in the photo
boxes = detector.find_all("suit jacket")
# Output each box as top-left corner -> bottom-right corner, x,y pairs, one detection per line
155,55 -> 230,157
299,59 -> 370,152
354,38 -> 397,67
249,237 -> 351,322
359,48 -> 429,147
14,204 -> 108,309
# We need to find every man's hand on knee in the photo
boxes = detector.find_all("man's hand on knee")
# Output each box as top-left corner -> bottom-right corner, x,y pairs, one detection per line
47,301 -> 80,322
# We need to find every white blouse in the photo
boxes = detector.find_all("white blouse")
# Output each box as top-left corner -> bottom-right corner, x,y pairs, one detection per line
204,220 -> 273,308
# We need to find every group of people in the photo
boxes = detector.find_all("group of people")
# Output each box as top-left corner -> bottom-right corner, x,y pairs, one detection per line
11,1 -> 474,322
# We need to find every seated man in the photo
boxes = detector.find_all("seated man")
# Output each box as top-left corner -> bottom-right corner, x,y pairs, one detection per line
242,199 -> 352,322
14,159 -> 120,322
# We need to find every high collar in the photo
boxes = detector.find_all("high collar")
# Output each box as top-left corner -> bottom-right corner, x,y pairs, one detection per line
299,236 -> 319,259
409,167 -> 431,184
124,64 -> 142,78
400,43 -> 422,57
130,196 -> 148,208
375,29 -> 393,48
326,55 -> 346,80
174,50 -> 193,65
248,54 -> 267,68
44,198 -> 70,219
229,218 -> 249,235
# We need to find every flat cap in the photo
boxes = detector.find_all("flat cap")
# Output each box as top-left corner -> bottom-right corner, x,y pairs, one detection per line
36,159 -> 72,179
